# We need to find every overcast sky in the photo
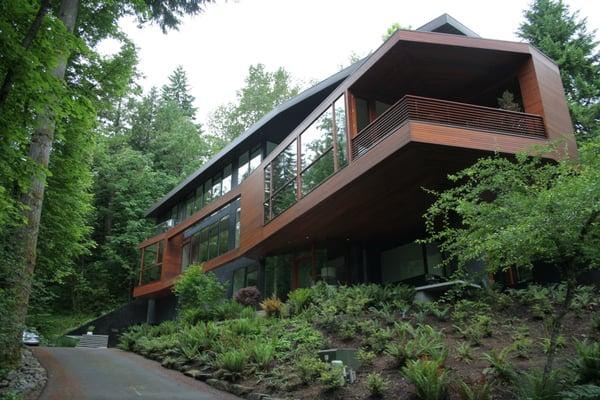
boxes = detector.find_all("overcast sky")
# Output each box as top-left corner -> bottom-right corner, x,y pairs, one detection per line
104,0 -> 600,127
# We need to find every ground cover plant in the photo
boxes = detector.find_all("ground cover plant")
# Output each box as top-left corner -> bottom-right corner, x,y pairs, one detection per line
119,266 -> 600,399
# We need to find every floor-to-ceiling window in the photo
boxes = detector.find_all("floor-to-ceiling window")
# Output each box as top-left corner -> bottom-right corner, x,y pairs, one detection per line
264,94 -> 348,222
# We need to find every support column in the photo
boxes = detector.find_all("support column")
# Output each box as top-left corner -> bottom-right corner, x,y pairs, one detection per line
146,298 -> 156,325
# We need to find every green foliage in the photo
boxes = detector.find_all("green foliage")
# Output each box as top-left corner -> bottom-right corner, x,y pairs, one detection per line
402,359 -> 449,400
542,336 -> 566,354
560,384 -> 600,400
216,350 -> 248,379
251,342 -> 275,371
295,355 -> 328,384
482,347 -> 516,382
357,348 -> 376,366
366,372 -> 389,397
318,363 -> 345,391
570,340 -> 600,384
515,369 -> 566,400
287,288 -> 312,315
173,266 -> 227,322
209,64 -> 301,143
457,378 -> 491,400
518,0 -> 600,141
423,143 -> 600,279
512,338 -> 533,359
456,342 -> 474,364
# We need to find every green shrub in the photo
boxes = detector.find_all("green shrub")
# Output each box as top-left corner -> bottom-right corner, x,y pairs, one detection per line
560,384 -> 600,400
216,350 -> 248,380
456,342 -> 474,363
118,324 -> 151,351
251,342 -> 275,370
357,348 -> 376,366
173,266 -> 227,321
570,340 -> 600,384
295,355 -> 328,384
431,305 -> 450,322
50,336 -> 79,347
318,362 -> 345,391
366,372 -> 389,397
215,300 -> 246,320
385,342 -> 407,367
364,327 -> 394,353
227,318 -> 261,336
402,359 -> 449,400
515,369 -> 565,400
482,347 -> 516,382
457,377 -> 491,400
287,288 -> 312,315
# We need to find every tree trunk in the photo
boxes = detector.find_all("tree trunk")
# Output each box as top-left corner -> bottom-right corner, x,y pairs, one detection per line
2,0 -> 79,369
0,0 -> 53,108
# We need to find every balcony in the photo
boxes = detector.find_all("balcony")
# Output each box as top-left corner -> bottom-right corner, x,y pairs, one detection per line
352,95 -> 546,159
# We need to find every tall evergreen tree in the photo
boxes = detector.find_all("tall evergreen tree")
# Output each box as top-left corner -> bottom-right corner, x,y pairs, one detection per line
0,0 -> 212,369
518,0 -> 600,141
161,65 -> 197,119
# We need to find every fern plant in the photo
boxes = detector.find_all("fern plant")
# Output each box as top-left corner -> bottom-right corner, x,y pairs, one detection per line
402,359 -> 449,400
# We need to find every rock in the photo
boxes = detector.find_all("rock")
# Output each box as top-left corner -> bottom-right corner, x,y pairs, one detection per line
229,383 -> 252,396
194,372 -> 212,381
183,369 -> 202,378
247,393 -> 271,400
206,378 -> 231,392
0,348 -> 47,399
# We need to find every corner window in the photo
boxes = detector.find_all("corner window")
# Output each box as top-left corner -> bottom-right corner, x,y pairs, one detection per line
140,241 -> 163,284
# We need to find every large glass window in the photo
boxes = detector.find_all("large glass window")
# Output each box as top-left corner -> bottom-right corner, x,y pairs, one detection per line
235,207 -> 241,248
222,165 -> 232,194
218,216 -> 230,256
334,96 -> 348,168
208,225 -> 219,259
250,146 -> 262,171
237,152 -> 250,184
212,173 -> 222,199
264,95 -> 348,223
140,241 -> 163,285
203,178 -> 213,205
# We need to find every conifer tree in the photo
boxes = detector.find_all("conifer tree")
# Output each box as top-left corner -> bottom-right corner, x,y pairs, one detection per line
519,0 -> 600,141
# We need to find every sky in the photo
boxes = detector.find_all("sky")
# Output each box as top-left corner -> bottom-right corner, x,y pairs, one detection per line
102,0 -> 600,127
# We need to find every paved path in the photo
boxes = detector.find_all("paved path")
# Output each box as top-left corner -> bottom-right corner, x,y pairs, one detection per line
33,347 -> 241,400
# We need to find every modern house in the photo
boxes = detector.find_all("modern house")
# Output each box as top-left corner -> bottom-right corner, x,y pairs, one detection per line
134,14 -> 576,321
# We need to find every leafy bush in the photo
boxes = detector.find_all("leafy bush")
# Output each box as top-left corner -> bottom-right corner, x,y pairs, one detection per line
591,315 -> 600,335
357,348 -> 376,366
318,362 -> 345,391
570,340 -> 600,384
515,368 -> 565,400
173,266 -> 227,321
215,300 -> 246,320
118,324 -> 151,351
366,372 -> 389,397
234,286 -> 261,307
402,359 -> 449,400
287,288 -> 312,315
216,350 -> 248,380
251,342 -> 275,370
227,318 -> 261,336
240,306 -> 257,319
295,355 -> 328,384
260,296 -> 283,317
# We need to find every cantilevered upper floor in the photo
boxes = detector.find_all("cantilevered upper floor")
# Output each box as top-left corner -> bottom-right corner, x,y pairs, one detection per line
133,15 -> 576,298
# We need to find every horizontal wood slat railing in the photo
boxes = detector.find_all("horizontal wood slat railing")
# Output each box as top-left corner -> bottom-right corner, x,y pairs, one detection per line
351,95 -> 546,159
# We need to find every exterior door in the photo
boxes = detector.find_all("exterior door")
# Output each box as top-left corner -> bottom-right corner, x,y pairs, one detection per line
292,255 -> 314,290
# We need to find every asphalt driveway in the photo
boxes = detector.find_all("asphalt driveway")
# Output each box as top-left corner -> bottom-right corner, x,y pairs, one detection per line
33,347 -> 241,400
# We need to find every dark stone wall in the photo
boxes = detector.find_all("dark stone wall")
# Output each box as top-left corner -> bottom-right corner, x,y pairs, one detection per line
67,298 -> 149,347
